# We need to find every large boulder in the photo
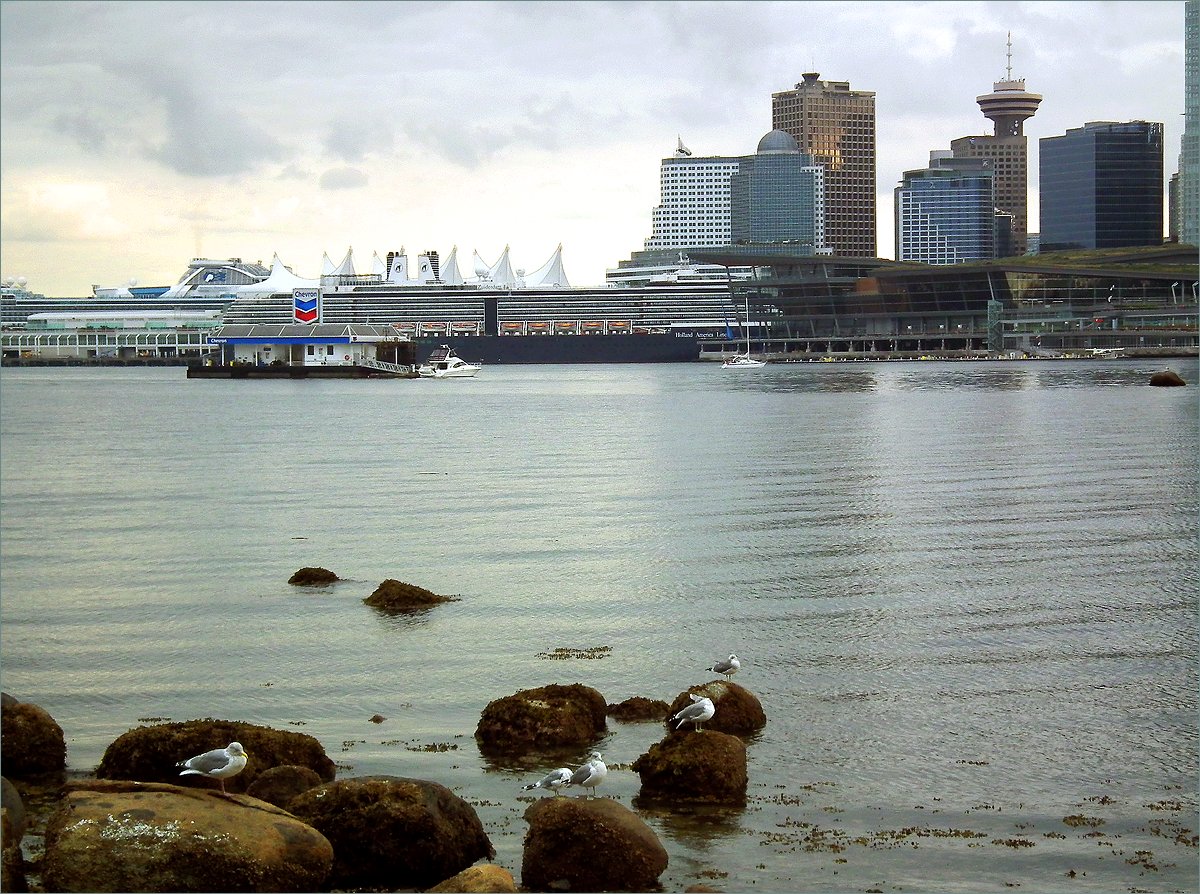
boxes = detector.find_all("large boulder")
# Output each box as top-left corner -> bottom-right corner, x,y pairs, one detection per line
521,796 -> 668,892
632,730 -> 748,805
1,838 -> 24,894
41,780 -> 333,892
1,781 -> 25,894
476,683 -> 608,755
244,764 -> 322,809
287,775 -> 494,890
95,720 -> 335,793
0,699 -> 66,776
1149,369 -> 1187,387
363,578 -> 456,612
427,864 -> 518,892
1,778 -> 26,841
665,681 -> 765,736
287,566 -> 339,585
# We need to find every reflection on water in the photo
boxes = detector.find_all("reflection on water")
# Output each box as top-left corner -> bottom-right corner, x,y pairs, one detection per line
1,359 -> 1196,893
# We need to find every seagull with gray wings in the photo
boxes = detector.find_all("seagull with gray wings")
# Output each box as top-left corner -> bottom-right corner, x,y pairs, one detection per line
707,653 -> 740,678
177,741 -> 248,793
672,694 -> 716,731
566,751 -> 607,798
521,766 -> 573,796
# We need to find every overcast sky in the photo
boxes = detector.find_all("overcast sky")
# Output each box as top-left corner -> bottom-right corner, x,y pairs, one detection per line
0,0 -> 1187,295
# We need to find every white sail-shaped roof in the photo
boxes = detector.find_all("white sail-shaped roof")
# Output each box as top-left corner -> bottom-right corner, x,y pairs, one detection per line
238,254 -> 319,295
330,248 -> 355,277
488,245 -> 516,288
472,250 -> 492,278
321,252 -> 336,275
440,246 -> 464,285
371,251 -> 387,276
522,244 -> 570,288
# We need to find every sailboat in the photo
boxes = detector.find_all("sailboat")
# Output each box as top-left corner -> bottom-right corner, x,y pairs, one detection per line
723,291 -> 766,369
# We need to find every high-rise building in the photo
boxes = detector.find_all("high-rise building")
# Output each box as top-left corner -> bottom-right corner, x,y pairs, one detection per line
895,153 -> 1000,264
730,130 -> 826,248
951,36 -> 1041,256
771,73 -> 876,257
1178,0 -> 1199,246
1040,121 -> 1165,251
642,140 -> 741,251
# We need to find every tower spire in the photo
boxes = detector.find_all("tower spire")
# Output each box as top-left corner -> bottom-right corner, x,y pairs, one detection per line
1006,31 -> 1013,80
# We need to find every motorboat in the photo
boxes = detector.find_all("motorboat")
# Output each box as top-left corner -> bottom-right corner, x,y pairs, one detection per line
418,345 -> 481,378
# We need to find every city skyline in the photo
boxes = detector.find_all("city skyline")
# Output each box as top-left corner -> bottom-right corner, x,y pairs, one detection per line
0,0 -> 1187,296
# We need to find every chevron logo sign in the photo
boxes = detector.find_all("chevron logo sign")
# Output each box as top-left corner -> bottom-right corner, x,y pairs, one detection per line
293,288 -> 320,323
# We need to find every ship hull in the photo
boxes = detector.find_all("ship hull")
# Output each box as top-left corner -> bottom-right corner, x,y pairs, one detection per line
417,333 -> 703,364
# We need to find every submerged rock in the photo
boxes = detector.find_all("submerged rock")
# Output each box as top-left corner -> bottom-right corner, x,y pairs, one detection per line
1149,369 -> 1187,386
632,730 -> 748,805
665,681 -> 766,736
287,566 -> 339,585
363,578 -> 455,611
608,696 -> 671,722
42,780 -> 332,892
287,775 -> 494,891
522,796 -> 668,892
0,698 -> 67,777
95,719 -> 335,793
475,683 -> 608,754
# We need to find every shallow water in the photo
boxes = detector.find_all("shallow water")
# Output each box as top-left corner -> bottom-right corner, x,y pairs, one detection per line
2,359 -> 1197,892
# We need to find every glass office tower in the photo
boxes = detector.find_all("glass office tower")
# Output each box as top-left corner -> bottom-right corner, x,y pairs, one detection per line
1040,121 -> 1165,251
730,130 -> 825,248
895,155 -> 997,264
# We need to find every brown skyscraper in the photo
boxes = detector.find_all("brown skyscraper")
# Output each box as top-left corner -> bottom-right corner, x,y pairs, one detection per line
771,72 -> 877,257
951,37 -> 1041,255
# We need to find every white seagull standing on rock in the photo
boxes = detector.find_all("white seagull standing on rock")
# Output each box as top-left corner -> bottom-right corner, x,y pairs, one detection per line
521,767 -> 573,796
177,741 -> 248,793
567,751 -> 607,798
673,694 -> 716,731
707,653 -> 740,678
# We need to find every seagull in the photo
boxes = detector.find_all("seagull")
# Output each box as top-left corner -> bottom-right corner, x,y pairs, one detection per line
673,694 -> 716,731
521,767 -> 573,796
567,751 -> 607,798
177,741 -> 248,793
708,653 -> 740,678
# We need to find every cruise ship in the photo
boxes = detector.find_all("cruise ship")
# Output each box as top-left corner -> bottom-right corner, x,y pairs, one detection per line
217,245 -> 746,363
3,246 -> 748,363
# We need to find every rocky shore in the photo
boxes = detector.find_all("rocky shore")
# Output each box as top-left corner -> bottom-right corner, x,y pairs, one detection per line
1,670 -> 768,893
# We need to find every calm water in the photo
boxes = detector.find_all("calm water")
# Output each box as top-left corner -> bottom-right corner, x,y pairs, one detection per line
2,359 -> 1197,893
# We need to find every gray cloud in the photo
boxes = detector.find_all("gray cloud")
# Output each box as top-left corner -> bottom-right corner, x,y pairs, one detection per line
50,111 -> 111,154
121,67 -> 286,177
319,167 -> 369,190
324,118 -> 395,163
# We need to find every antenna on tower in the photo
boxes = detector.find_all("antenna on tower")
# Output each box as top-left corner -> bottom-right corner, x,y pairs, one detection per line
1006,31 -> 1013,80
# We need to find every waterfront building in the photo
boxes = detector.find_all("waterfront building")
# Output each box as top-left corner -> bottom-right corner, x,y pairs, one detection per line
1179,0 -> 1199,246
730,130 -> 826,250
1040,121 -> 1165,251
894,153 -> 1001,264
642,140 -> 741,250
771,73 -> 876,257
950,37 -> 1041,256
692,244 -> 1198,359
